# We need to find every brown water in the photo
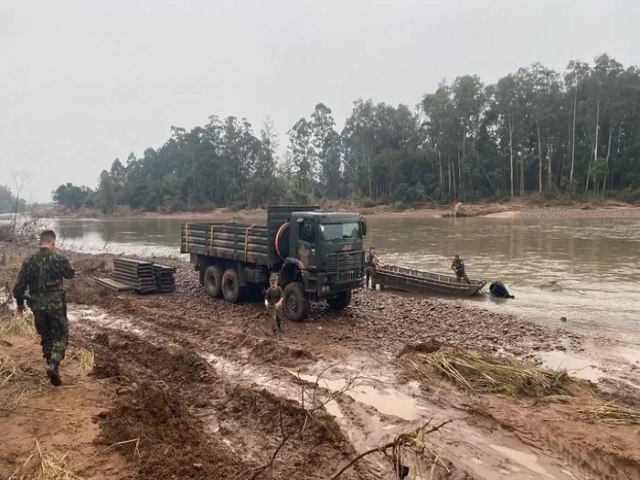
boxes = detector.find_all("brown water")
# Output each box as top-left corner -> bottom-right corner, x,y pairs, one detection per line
47,216 -> 640,344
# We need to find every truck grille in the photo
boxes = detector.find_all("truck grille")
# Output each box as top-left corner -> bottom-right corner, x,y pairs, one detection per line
326,251 -> 363,281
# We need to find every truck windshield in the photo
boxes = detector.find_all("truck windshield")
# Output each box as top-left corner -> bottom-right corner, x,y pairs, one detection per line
320,223 -> 361,241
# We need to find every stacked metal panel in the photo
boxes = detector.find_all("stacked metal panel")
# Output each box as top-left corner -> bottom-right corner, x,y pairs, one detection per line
180,223 -> 270,265
112,258 -> 159,294
153,264 -> 176,293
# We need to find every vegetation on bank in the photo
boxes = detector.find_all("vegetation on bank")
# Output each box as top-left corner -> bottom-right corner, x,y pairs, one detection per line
49,54 -> 640,213
0,185 -> 26,215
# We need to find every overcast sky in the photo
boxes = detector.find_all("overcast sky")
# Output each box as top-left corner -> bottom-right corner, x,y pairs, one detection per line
1,0 -> 638,202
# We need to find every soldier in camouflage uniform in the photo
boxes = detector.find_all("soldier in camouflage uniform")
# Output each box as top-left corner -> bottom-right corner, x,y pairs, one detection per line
451,254 -> 470,284
13,230 -> 75,386
264,276 -> 283,336
365,247 -> 380,289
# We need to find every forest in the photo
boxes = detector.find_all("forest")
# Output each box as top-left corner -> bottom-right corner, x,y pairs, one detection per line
53,54 -> 640,213
0,185 -> 26,214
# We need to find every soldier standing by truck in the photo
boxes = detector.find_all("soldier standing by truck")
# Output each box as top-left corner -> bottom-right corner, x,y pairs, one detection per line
264,276 -> 284,336
13,230 -> 75,386
365,246 -> 380,289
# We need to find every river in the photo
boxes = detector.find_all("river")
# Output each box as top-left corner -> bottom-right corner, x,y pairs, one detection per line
45,215 -> 640,346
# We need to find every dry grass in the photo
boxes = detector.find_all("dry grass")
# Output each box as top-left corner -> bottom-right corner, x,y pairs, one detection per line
67,347 -> 95,375
576,401 -> 640,425
9,440 -> 86,480
0,355 -> 42,417
0,309 -> 36,338
406,346 -> 577,397
0,355 -> 24,387
404,346 -> 640,425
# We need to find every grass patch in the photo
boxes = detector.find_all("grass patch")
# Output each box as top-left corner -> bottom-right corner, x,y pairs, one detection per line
10,440 -> 85,480
0,309 -> 36,338
0,355 -> 25,388
68,347 -> 95,375
0,355 -> 41,417
404,346 -> 640,425
406,346 -> 577,397
577,401 -> 640,425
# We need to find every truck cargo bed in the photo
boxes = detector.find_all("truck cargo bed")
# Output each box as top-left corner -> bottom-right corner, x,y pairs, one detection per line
180,223 -> 270,265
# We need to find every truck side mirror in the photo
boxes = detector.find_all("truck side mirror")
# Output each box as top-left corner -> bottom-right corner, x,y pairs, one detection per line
360,218 -> 367,237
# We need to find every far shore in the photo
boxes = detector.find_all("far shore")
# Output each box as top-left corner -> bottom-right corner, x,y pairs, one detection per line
29,199 -> 640,221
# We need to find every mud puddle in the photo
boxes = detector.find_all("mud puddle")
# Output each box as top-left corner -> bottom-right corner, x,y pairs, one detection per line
537,350 -> 604,382
489,444 -> 550,476
69,306 -> 147,336
293,371 -> 423,420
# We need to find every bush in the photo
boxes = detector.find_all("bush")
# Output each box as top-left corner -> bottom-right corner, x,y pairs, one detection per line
284,188 -> 312,205
0,215 -> 40,244
0,224 -> 12,242
393,200 -> 407,212
226,200 -> 248,212
617,187 -> 640,204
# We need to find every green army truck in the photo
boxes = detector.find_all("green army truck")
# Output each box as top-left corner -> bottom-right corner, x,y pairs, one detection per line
180,205 -> 367,321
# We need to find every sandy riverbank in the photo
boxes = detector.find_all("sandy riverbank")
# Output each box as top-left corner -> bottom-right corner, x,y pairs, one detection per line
31,199 -> 640,222
1,245 -> 639,479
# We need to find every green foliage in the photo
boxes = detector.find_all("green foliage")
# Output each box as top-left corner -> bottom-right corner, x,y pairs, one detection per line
56,54 -> 640,211
0,185 -> 26,213
393,200 -> 407,211
617,187 -> 640,204
52,183 -> 94,209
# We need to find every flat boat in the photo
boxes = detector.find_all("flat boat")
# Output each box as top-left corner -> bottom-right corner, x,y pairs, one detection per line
375,265 -> 485,297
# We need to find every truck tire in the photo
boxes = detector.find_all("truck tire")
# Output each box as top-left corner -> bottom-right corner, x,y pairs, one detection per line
222,269 -> 241,303
282,282 -> 310,322
204,265 -> 223,298
326,291 -> 352,310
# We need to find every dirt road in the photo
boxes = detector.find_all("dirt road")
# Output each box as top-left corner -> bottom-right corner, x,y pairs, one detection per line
1,249 -> 639,479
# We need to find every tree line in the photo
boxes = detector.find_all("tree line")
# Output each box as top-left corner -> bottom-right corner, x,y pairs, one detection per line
0,185 -> 26,214
54,53 -> 640,213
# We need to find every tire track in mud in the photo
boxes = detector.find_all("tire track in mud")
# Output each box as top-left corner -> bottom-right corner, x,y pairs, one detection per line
72,307 -> 372,480
70,304 -> 593,480
466,399 -> 640,480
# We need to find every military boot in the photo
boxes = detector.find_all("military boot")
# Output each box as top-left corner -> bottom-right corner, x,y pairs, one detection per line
46,360 -> 62,387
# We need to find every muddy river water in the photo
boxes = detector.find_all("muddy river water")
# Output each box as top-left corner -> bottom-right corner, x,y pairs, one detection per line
47,215 -> 640,348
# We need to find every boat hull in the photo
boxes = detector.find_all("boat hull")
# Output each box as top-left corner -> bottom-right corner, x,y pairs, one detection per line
375,265 -> 485,297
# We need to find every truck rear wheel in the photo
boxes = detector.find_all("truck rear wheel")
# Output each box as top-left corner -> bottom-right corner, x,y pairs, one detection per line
326,291 -> 352,310
222,269 -> 241,303
282,282 -> 310,322
204,265 -> 223,298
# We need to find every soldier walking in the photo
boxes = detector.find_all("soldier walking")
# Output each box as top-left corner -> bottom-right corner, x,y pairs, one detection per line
13,230 -> 75,386
451,254 -> 470,284
264,276 -> 283,336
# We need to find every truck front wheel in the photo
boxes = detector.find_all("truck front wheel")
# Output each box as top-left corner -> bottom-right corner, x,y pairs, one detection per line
282,282 -> 310,322
326,291 -> 352,310
204,265 -> 223,298
222,269 -> 241,303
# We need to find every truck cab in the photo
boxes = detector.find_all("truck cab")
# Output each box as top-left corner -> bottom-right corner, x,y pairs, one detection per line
277,211 -> 366,320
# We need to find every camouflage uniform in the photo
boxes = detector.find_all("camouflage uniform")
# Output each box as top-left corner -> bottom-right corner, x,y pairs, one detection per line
264,285 -> 283,335
451,258 -> 470,284
13,248 -> 75,363
365,251 -> 379,289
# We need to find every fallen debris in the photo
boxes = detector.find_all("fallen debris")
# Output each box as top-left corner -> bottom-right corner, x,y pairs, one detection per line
405,345 -> 578,397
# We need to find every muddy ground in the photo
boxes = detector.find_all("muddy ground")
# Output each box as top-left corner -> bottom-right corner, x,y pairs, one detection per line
1,246 -> 639,479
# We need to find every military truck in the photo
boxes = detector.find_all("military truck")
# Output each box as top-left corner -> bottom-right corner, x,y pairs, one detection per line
180,205 -> 366,321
